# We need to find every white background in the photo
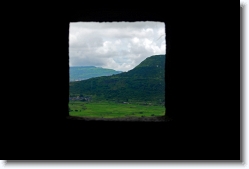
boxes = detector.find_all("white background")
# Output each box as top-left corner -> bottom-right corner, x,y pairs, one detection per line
1,1 -> 248,168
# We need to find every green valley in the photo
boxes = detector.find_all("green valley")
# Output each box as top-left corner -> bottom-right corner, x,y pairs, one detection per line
69,54 -> 166,118
69,101 -> 165,118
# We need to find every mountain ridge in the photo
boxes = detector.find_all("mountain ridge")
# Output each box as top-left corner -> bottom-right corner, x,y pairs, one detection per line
70,66 -> 123,81
69,54 -> 166,103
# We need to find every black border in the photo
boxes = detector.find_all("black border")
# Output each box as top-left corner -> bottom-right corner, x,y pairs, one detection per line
2,1 -> 240,162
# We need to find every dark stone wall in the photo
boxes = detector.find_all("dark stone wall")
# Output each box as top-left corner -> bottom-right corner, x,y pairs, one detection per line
3,3 -> 239,160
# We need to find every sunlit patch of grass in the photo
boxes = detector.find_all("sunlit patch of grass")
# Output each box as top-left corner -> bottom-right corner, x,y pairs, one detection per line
69,101 -> 165,118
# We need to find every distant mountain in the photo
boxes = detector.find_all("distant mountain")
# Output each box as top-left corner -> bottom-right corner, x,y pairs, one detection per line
70,66 -> 122,81
69,55 -> 165,103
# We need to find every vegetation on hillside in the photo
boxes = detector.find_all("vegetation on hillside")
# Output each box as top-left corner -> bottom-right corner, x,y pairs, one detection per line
69,55 -> 166,104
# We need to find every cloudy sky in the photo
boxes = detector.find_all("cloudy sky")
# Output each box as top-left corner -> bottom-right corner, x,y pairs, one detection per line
69,21 -> 166,72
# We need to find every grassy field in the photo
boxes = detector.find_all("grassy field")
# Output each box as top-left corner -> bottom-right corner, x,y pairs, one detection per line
69,101 -> 165,118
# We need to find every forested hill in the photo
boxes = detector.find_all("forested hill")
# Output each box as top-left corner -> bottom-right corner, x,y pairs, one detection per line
70,66 -> 122,81
69,55 -> 166,103
116,54 -> 165,79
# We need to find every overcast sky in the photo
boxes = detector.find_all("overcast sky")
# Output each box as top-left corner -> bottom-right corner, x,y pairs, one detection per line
69,21 -> 166,72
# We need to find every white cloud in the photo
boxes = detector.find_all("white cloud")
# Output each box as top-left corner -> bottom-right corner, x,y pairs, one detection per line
69,21 -> 166,71
132,37 -> 140,44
